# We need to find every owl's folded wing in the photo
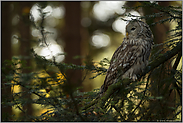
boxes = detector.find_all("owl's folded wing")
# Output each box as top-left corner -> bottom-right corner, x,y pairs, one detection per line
100,42 -> 140,93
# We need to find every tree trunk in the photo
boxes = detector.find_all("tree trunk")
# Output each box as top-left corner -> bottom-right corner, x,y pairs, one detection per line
142,1 -> 176,120
2,2 -> 12,121
17,2 -> 33,120
63,2 -> 82,88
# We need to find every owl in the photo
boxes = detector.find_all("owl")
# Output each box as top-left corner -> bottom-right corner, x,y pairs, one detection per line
100,19 -> 154,95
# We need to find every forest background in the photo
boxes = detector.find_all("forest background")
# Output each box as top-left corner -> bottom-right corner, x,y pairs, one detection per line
2,1 -> 182,121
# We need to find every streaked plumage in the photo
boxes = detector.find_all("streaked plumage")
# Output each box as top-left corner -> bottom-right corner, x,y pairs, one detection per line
100,20 -> 154,94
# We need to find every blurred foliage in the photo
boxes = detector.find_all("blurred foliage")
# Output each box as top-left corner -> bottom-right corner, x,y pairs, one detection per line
2,2 -> 182,121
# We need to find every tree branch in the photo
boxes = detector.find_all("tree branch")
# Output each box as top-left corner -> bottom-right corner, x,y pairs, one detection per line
141,41 -> 182,77
82,41 -> 182,111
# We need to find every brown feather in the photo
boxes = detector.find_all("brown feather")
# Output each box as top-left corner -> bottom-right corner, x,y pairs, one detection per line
100,20 -> 154,95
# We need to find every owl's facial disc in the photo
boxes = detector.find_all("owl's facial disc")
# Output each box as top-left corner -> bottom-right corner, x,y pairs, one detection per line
126,21 -> 141,39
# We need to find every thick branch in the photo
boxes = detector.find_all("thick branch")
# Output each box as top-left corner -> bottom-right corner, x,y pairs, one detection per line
141,41 -> 182,77
82,41 -> 182,111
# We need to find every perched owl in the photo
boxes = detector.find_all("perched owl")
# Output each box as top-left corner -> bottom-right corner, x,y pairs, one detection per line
100,19 -> 154,95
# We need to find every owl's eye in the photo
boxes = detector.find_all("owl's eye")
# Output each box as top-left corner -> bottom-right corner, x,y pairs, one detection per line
131,27 -> 136,31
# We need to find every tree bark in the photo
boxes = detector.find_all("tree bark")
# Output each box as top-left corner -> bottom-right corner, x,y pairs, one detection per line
2,2 -> 12,121
17,2 -> 33,120
63,2 -> 82,88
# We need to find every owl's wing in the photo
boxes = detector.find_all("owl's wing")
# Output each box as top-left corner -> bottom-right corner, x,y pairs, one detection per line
101,41 -> 140,93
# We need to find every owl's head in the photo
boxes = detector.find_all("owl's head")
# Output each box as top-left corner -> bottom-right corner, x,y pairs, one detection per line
126,19 -> 153,41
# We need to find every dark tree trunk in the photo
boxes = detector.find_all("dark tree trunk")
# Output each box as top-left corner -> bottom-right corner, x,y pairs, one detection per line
2,2 -> 12,121
17,2 -> 33,120
63,2 -> 82,88
142,1 -> 176,120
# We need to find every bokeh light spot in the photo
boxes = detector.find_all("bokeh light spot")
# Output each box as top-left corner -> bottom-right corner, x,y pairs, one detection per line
93,1 -> 126,22
52,6 -> 65,19
91,32 -> 110,48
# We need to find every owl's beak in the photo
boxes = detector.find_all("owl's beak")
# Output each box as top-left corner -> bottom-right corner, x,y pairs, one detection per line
126,32 -> 129,38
